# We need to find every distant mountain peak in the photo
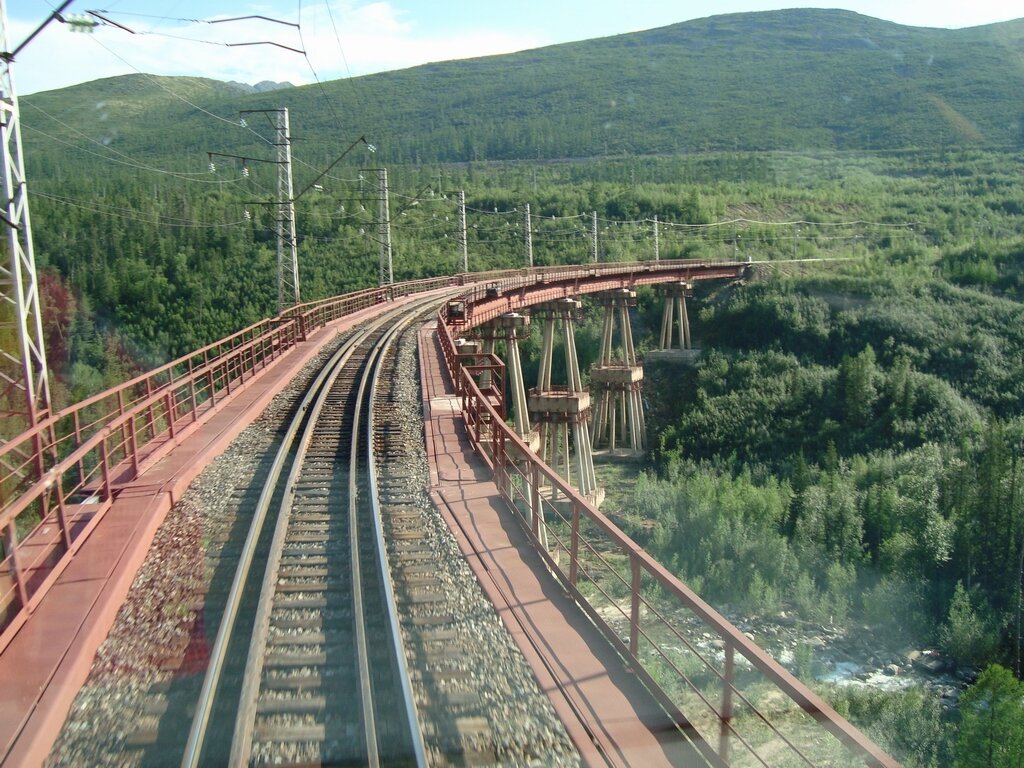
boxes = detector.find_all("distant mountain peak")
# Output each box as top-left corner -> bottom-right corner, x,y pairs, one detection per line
227,80 -> 294,93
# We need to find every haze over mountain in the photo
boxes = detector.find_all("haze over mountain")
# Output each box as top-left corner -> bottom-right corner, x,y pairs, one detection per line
22,8 -> 1024,171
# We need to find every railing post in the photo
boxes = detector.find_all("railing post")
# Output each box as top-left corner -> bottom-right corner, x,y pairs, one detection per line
629,554 -> 641,656
56,490 -> 72,550
116,390 -> 129,464
100,437 -> 112,501
491,413 -> 500,468
494,429 -> 506,498
73,410 -> 85,487
165,392 -> 177,439
3,523 -> 29,610
206,370 -> 216,408
720,639 -> 735,763
531,463 -> 541,537
569,500 -> 580,587
245,338 -> 254,380
128,412 -> 140,477
145,378 -> 157,440
189,378 -> 199,423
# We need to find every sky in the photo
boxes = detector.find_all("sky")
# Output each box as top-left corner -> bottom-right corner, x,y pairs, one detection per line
5,1 -> 1023,95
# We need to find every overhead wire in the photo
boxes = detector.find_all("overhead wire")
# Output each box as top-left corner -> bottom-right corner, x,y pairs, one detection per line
29,9 -> 917,258
75,31 -> 282,148
21,104 -> 253,183
317,0 -> 390,149
32,190 -> 254,229
296,0 -> 342,127
22,4 -> 364,237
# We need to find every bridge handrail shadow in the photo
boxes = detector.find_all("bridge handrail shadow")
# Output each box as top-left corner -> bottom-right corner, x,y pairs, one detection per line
435,263 -> 898,768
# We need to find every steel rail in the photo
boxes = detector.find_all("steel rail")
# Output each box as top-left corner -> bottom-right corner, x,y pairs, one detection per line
182,296 -> 441,767
179,323 -> 373,768
226,317 -> 379,766
364,310 -> 430,768
347,300 -> 434,767
349,327 -> 381,768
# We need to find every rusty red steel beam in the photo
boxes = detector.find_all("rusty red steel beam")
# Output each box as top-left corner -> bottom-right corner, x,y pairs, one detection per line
1,258 -> 879,762
435,262 -> 899,768
0,274 -> 464,652
458,260 -> 747,327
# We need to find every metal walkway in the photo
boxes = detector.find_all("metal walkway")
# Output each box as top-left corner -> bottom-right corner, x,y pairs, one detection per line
0,297 -> 409,766
421,323 -> 713,766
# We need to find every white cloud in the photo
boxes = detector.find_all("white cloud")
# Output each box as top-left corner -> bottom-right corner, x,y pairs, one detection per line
9,2 -> 548,95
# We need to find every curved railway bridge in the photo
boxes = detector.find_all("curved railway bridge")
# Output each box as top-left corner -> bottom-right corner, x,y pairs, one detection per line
0,261 -> 897,767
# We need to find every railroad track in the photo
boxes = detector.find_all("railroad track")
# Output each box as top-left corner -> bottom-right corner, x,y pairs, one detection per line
181,301 -> 431,767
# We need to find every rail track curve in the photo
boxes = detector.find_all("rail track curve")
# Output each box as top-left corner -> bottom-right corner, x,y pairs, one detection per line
183,300 -> 433,767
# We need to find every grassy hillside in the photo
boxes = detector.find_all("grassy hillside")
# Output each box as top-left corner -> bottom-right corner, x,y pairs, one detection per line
21,9 -> 1024,171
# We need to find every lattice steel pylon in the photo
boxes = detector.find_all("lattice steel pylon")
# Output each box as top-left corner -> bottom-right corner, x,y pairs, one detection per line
274,108 -> 299,311
0,0 -> 52,447
370,167 -> 393,286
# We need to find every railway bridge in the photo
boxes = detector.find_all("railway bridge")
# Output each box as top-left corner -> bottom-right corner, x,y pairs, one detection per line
0,261 -> 897,766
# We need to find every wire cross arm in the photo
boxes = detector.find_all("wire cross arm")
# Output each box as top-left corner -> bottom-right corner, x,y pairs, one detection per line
226,41 -> 305,55
292,135 -> 370,201
208,16 -> 300,28
4,0 -> 75,60
207,151 -> 285,166
84,11 -> 135,34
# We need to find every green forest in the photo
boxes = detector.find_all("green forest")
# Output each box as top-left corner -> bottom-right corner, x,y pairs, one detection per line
21,9 -> 1024,169
11,9 -> 1024,763
21,144 -> 1024,764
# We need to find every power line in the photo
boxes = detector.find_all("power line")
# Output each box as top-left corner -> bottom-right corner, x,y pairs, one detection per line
296,0 -> 342,128
75,35 -> 284,146
23,105 -> 239,181
32,190 -> 254,229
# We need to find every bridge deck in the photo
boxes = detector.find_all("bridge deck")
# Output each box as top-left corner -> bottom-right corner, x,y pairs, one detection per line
419,324 -> 710,768
0,298 -> 414,768
2,291 -> 712,767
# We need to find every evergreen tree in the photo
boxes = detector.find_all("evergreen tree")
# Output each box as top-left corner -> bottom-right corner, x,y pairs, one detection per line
955,665 -> 1024,768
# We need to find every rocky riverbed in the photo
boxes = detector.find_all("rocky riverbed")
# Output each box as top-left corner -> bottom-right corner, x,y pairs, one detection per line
722,609 -> 972,707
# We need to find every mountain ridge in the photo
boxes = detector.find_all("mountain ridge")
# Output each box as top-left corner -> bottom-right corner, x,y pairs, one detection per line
21,8 -> 1024,168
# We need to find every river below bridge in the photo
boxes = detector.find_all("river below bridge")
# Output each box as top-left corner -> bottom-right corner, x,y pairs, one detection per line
721,609 -> 969,705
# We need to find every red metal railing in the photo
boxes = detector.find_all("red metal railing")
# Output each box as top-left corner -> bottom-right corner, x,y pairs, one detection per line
0,275 -> 460,652
2,257 -> 828,760
435,268 -> 898,767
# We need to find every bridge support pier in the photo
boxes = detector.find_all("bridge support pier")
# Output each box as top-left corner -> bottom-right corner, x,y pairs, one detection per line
658,281 -> 693,350
645,281 -> 701,366
479,313 -> 533,439
590,289 -> 645,455
528,300 -> 599,505
478,313 -> 540,507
